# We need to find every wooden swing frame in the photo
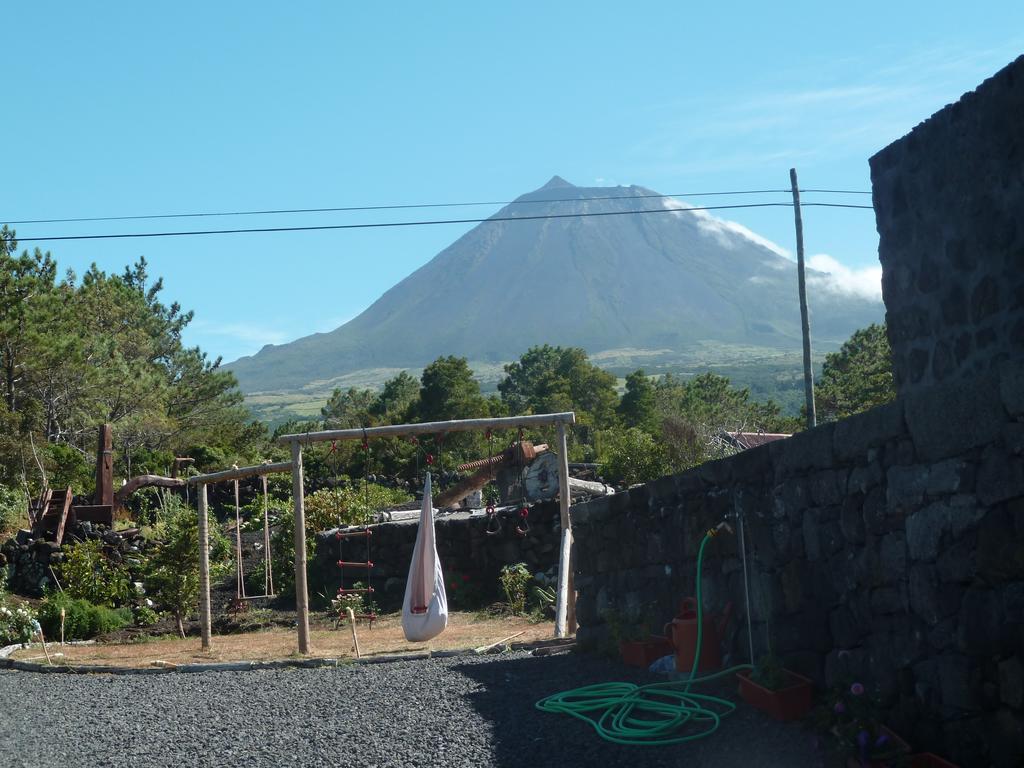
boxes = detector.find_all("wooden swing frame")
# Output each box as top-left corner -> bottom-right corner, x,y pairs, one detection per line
275,411 -> 577,655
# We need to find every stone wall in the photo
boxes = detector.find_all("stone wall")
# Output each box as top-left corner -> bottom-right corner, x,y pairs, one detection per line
312,502 -> 563,611
871,54 -> 1024,395
570,363 -> 1024,767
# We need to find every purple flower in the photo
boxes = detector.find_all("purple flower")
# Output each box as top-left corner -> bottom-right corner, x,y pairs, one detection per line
834,701 -> 846,714
850,682 -> 865,696
874,732 -> 889,748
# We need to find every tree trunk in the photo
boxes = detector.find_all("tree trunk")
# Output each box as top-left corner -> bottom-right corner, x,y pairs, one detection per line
176,612 -> 185,639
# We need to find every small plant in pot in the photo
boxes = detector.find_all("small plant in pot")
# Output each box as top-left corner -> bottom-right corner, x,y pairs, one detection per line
815,680 -> 911,768
737,654 -> 814,721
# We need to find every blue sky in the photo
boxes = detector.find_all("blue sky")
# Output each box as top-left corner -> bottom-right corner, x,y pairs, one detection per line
4,3 -> 1022,363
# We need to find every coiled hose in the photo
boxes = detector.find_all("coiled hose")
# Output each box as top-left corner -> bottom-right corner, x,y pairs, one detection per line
535,532 -> 752,746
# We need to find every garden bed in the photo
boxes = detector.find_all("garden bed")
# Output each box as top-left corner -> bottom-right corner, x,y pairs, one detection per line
8,611 -> 554,668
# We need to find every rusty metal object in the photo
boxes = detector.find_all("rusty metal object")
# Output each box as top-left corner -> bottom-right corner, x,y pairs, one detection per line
456,442 -> 547,471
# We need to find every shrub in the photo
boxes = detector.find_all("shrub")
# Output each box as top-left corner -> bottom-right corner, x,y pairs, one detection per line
57,539 -> 133,607
144,495 -> 231,637
133,605 -> 160,627
0,594 -> 38,645
37,592 -> 130,640
499,562 -> 531,615
0,485 -> 26,536
599,427 -> 670,486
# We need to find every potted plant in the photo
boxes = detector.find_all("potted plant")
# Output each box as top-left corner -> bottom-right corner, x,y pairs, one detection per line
817,681 -> 911,768
737,655 -> 814,721
619,633 -> 674,668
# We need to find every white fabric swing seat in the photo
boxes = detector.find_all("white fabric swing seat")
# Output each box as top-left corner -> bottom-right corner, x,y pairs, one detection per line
401,472 -> 448,642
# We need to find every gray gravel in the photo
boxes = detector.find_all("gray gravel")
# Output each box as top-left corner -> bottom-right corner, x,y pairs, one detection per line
0,652 -> 832,767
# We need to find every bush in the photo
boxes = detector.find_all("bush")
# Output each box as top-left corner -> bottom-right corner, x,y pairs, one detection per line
599,427 -> 670,486
0,485 -> 26,536
0,593 -> 38,645
499,562 -> 531,615
145,495 -> 231,637
37,592 -> 130,640
57,539 -> 134,607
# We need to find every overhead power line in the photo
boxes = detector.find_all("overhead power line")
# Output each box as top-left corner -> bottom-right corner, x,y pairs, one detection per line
11,201 -> 874,244
5,188 -> 872,226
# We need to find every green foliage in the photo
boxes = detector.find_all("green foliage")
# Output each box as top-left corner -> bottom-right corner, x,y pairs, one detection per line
270,483 -> 411,598
37,591 -> 131,640
144,495 -> 231,634
321,387 -> 376,429
417,356 -> 489,422
0,233 -> 255,494
44,443 -> 94,496
499,345 -> 618,428
618,369 -> 658,432
370,371 -> 420,421
0,485 -> 26,536
815,323 -> 895,422
499,562 -> 531,615
57,539 -> 133,607
446,571 -> 487,610
133,605 -> 160,627
653,372 -> 796,472
331,581 -> 377,620
599,427 -> 670,485
750,655 -> 788,690
0,593 -> 38,644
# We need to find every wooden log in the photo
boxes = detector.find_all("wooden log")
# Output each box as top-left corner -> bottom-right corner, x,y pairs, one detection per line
186,460 -> 293,486
291,442 -> 311,654
114,475 -> 185,506
434,466 -> 495,508
276,412 -> 575,445
197,484 -> 212,651
568,477 -> 614,497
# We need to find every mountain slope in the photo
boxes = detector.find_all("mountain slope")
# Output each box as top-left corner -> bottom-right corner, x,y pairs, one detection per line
227,177 -> 882,395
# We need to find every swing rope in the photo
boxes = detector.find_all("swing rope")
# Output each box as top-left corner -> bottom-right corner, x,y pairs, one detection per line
261,474 -> 275,597
233,474 -> 245,600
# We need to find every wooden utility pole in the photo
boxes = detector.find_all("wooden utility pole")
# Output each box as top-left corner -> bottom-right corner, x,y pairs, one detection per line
555,423 -> 575,636
291,441 -> 311,655
197,484 -> 212,651
790,168 -> 816,429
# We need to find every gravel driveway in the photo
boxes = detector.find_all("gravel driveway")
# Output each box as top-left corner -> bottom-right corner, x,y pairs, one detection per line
0,652 -> 832,767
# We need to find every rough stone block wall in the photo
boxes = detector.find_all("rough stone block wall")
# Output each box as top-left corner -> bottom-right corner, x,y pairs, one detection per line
312,502 -> 562,610
570,363 -> 1024,767
871,54 -> 1024,394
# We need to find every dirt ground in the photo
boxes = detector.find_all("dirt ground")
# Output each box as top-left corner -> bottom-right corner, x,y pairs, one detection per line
10,612 -> 556,667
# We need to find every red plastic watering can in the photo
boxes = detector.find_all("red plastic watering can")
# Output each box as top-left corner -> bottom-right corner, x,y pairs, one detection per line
663,598 -> 733,674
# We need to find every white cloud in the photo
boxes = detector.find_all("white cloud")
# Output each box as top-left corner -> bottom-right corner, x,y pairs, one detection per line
806,253 -> 882,301
662,198 -> 791,258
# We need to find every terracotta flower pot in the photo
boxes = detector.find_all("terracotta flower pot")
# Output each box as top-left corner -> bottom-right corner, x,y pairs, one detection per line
843,726 -> 911,768
736,668 -> 813,721
910,754 -> 960,768
619,635 -> 674,668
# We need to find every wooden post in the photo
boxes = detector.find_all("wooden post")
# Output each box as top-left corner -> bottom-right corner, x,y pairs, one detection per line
197,483 -> 212,651
790,168 -> 816,430
291,441 -> 311,654
95,424 -> 113,507
554,423 -> 575,637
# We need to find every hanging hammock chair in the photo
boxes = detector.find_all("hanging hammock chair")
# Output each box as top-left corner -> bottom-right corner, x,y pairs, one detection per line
401,472 -> 448,642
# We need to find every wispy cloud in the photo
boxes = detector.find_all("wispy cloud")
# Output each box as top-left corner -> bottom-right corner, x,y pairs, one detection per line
626,38 -> 1024,172
807,253 -> 882,301
197,322 -> 291,347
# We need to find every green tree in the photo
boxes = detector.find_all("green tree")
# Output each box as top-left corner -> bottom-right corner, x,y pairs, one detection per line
321,387 -> 376,428
498,345 -> 618,428
369,371 -> 420,422
417,356 -> 488,422
618,369 -> 657,432
815,323 -> 895,422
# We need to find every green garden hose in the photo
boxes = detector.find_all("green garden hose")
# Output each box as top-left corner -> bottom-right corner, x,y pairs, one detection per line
535,530 -> 752,746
